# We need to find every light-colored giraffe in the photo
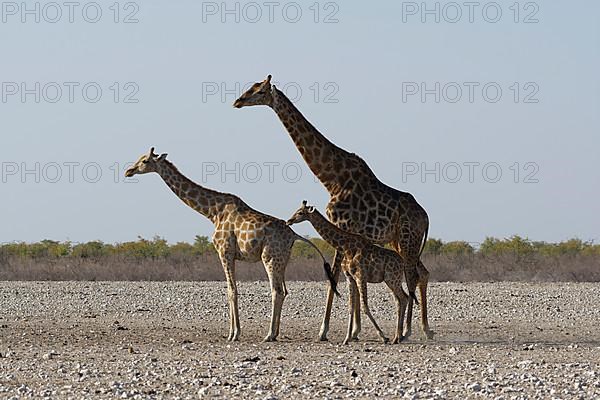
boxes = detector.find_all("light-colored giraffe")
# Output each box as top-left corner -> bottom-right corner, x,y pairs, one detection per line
287,201 -> 414,344
125,148 -> 338,342
234,75 -> 433,341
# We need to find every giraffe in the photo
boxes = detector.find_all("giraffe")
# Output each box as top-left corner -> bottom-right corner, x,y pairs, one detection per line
287,201 -> 414,344
124,147 -> 338,342
234,75 -> 433,341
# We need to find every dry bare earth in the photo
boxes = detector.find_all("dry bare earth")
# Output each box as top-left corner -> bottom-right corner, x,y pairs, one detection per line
1,282 -> 599,399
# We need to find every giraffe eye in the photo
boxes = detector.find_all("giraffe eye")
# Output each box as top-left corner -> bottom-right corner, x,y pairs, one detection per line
142,159 -> 149,164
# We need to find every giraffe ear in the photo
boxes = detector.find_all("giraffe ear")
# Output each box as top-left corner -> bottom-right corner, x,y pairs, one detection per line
157,153 -> 168,161
308,206 -> 315,213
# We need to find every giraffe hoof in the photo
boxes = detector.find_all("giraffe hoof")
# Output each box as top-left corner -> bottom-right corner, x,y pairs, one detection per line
382,337 -> 390,344
392,335 -> 405,344
263,336 -> 277,343
317,336 -> 329,342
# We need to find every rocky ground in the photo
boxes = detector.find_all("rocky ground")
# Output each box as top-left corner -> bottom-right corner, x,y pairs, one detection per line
1,281 -> 599,399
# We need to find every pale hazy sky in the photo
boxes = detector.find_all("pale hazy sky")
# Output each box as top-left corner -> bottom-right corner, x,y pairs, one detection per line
1,1 -> 599,245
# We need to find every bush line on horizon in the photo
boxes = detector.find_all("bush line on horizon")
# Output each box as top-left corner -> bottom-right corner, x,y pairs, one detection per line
1,235 -> 599,260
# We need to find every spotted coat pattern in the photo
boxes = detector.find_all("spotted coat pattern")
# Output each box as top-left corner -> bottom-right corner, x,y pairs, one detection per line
125,148 -> 336,342
287,202 -> 412,344
234,76 -> 433,340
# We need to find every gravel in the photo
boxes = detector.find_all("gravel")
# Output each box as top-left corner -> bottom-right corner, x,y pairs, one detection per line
1,281 -> 599,399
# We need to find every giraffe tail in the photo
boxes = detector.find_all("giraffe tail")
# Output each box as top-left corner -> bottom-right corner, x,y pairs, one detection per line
294,234 -> 340,297
403,267 -> 419,304
407,210 -> 428,306
409,290 -> 419,304
401,286 -> 418,304
418,221 -> 429,259
323,261 -> 340,298
404,267 -> 419,306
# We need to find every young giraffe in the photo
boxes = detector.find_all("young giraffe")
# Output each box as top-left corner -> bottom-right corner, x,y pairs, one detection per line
234,75 -> 433,341
124,148 -> 338,342
287,201 -> 414,345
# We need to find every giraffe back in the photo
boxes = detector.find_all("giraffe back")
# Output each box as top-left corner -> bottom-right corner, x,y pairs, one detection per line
212,202 -> 294,263
327,183 -> 428,245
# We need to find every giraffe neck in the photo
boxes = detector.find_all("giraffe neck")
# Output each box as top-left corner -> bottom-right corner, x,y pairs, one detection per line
270,87 -> 347,194
155,160 -> 226,222
307,209 -> 355,251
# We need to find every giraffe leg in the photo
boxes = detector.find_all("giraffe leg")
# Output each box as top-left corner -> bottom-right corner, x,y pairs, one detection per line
386,280 -> 408,344
357,279 -> 388,344
417,261 -> 434,340
318,250 -> 342,341
396,294 -> 409,344
264,280 -> 286,342
403,262 -> 421,339
404,296 -> 414,338
227,297 -> 234,341
343,274 -> 357,345
275,280 -> 289,339
220,257 -> 240,342
392,241 -> 419,339
350,283 -> 361,340
263,258 -> 287,342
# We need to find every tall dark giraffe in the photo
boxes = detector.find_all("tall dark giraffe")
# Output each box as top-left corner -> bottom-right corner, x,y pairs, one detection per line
234,75 -> 433,340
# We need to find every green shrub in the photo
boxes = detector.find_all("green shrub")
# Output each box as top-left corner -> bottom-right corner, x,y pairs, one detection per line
424,238 -> 444,255
72,241 -> 112,258
193,235 -> 215,255
480,235 -> 534,256
0,242 -> 29,257
2,236 -> 599,263
291,237 -> 334,260
440,241 -> 474,255
114,236 -> 170,259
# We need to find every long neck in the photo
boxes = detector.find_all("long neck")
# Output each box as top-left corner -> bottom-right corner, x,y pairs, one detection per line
155,160 -> 229,222
307,210 -> 354,250
270,87 -> 347,194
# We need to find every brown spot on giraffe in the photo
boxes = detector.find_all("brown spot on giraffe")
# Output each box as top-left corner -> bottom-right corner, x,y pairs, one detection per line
235,75 -> 433,341
125,147 -> 337,342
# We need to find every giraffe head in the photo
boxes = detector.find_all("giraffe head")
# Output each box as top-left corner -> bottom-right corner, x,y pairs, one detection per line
233,75 -> 273,108
286,200 -> 316,226
124,147 -> 168,177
